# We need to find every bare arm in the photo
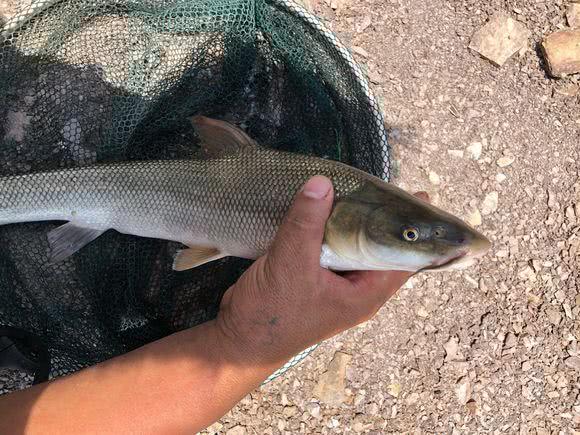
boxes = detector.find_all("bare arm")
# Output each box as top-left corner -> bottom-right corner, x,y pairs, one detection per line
0,176 -> 419,434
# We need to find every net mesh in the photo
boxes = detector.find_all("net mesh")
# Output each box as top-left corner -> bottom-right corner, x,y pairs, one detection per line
0,0 -> 389,392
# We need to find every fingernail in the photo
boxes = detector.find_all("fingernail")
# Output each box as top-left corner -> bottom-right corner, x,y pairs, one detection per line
302,176 -> 332,199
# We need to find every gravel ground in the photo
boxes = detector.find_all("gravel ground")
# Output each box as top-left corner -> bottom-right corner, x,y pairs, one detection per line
207,1 -> 580,434
2,0 -> 580,434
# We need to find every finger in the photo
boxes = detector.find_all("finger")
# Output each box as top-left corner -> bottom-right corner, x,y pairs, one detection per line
414,191 -> 430,202
268,176 -> 334,268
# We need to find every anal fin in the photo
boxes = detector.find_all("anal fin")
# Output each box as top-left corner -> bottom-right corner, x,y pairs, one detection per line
172,246 -> 226,271
47,222 -> 105,263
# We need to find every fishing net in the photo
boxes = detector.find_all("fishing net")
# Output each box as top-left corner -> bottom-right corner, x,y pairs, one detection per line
0,0 -> 389,392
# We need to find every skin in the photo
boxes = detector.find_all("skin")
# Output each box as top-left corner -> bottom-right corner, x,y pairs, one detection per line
0,176 -> 428,434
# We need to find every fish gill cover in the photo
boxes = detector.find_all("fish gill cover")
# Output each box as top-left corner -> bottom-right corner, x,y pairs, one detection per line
0,0 -> 388,390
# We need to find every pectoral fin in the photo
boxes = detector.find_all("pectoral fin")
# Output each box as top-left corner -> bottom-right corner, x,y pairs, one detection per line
47,222 -> 105,263
190,115 -> 258,158
172,246 -> 227,271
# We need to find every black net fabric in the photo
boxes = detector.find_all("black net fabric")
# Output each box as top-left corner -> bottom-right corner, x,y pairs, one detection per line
0,0 -> 389,392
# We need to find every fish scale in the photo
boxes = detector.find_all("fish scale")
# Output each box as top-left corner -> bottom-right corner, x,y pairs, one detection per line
0,149 -> 367,263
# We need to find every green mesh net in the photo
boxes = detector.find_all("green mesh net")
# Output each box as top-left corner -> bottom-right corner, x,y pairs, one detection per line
0,0 -> 389,391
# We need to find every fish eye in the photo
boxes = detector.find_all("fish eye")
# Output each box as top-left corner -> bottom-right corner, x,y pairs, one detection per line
402,227 -> 419,242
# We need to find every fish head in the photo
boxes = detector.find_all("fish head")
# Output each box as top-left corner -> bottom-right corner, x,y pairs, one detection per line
325,181 -> 491,272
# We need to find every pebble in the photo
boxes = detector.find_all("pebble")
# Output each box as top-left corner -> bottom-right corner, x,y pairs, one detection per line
455,376 -> 472,405
312,351 -> 352,406
466,142 -> 482,160
429,171 -> 441,185
481,192 -> 499,215
306,402 -> 321,418
495,173 -> 507,183
469,14 -> 530,66
225,425 -> 247,435
387,383 -> 401,398
565,356 -> 580,371
351,46 -> 369,58
522,361 -> 532,371
466,208 -> 482,227
444,336 -> 461,361
546,307 -> 562,326
555,289 -> 566,303
566,3 -> 580,28
496,156 -> 515,167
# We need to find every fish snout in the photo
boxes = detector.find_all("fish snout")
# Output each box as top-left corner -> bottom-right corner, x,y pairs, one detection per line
468,233 -> 491,258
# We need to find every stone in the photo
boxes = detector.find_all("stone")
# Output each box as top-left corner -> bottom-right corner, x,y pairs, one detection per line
565,356 -> 580,371
207,422 -> 224,434
496,173 -> 507,183
541,29 -> 580,77
469,14 -> 530,67
455,376 -> 472,405
497,156 -> 515,167
225,425 -> 247,435
312,351 -> 352,406
567,3 -> 580,28
546,307 -> 562,326
444,336 -> 462,361
481,192 -> 499,215
306,402 -> 321,418
466,142 -> 482,160
387,383 -> 401,398
429,171 -> 441,185
466,208 -> 482,227
352,46 -> 369,58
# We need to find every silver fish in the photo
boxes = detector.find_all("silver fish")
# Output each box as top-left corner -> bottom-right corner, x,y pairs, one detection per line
0,116 -> 490,272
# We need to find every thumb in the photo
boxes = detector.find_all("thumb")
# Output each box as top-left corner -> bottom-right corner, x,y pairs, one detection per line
268,176 -> 334,268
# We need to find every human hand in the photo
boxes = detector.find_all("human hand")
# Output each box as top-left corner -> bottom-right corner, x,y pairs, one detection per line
215,176 -> 429,368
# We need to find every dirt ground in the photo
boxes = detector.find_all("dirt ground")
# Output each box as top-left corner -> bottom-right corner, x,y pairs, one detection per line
2,0 -> 580,434
205,1 -> 580,434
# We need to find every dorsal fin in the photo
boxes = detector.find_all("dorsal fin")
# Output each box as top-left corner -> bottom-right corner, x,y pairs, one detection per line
190,116 -> 258,158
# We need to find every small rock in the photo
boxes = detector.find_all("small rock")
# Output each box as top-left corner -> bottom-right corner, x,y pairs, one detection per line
225,425 -> 247,435
567,3 -> 580,28
406,392 -> 420,406
447,149 -> 464,158
555,289 -> 566,303
387,383 -> 401,398
495,173 -> 507,183
444,336 -> 461,361
541,29 -> 580,77
282,406 -> 298,418
469,14 -> 530,67
417,306 -> 429,318
504,332 -> 517,349
207,422 -> 224,434
312,351 -> 352,406
352,46 -> 369,58
565,356 -> 580,371
522,361 -> 532,371
546,306 -> 562,326
554,83 -> 580,97
455,376 -> 472,405
481,192 -> 499,215
547,391 -> 560,399
429,171 -> 441,185
306,402 -> 321,418
466,142 -> 482,160
566,205 -> 576,221
548,191 -> 557,210
466,208 -> 482,227
357,15 -> 372,33
497,156 -> 515,167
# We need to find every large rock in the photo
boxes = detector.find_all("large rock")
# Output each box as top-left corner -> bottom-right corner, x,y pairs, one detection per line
312,351 -> 352,406
469,14 -> 530,67
541,29 -> 580,77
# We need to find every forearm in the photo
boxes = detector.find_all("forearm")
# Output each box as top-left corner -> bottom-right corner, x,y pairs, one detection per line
0,320 -> 282,435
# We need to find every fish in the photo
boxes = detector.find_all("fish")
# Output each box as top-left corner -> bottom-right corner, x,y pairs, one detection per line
0,116 -> 490,273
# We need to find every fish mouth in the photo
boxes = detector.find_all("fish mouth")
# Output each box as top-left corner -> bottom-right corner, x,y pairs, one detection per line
423,235 -> 492,272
